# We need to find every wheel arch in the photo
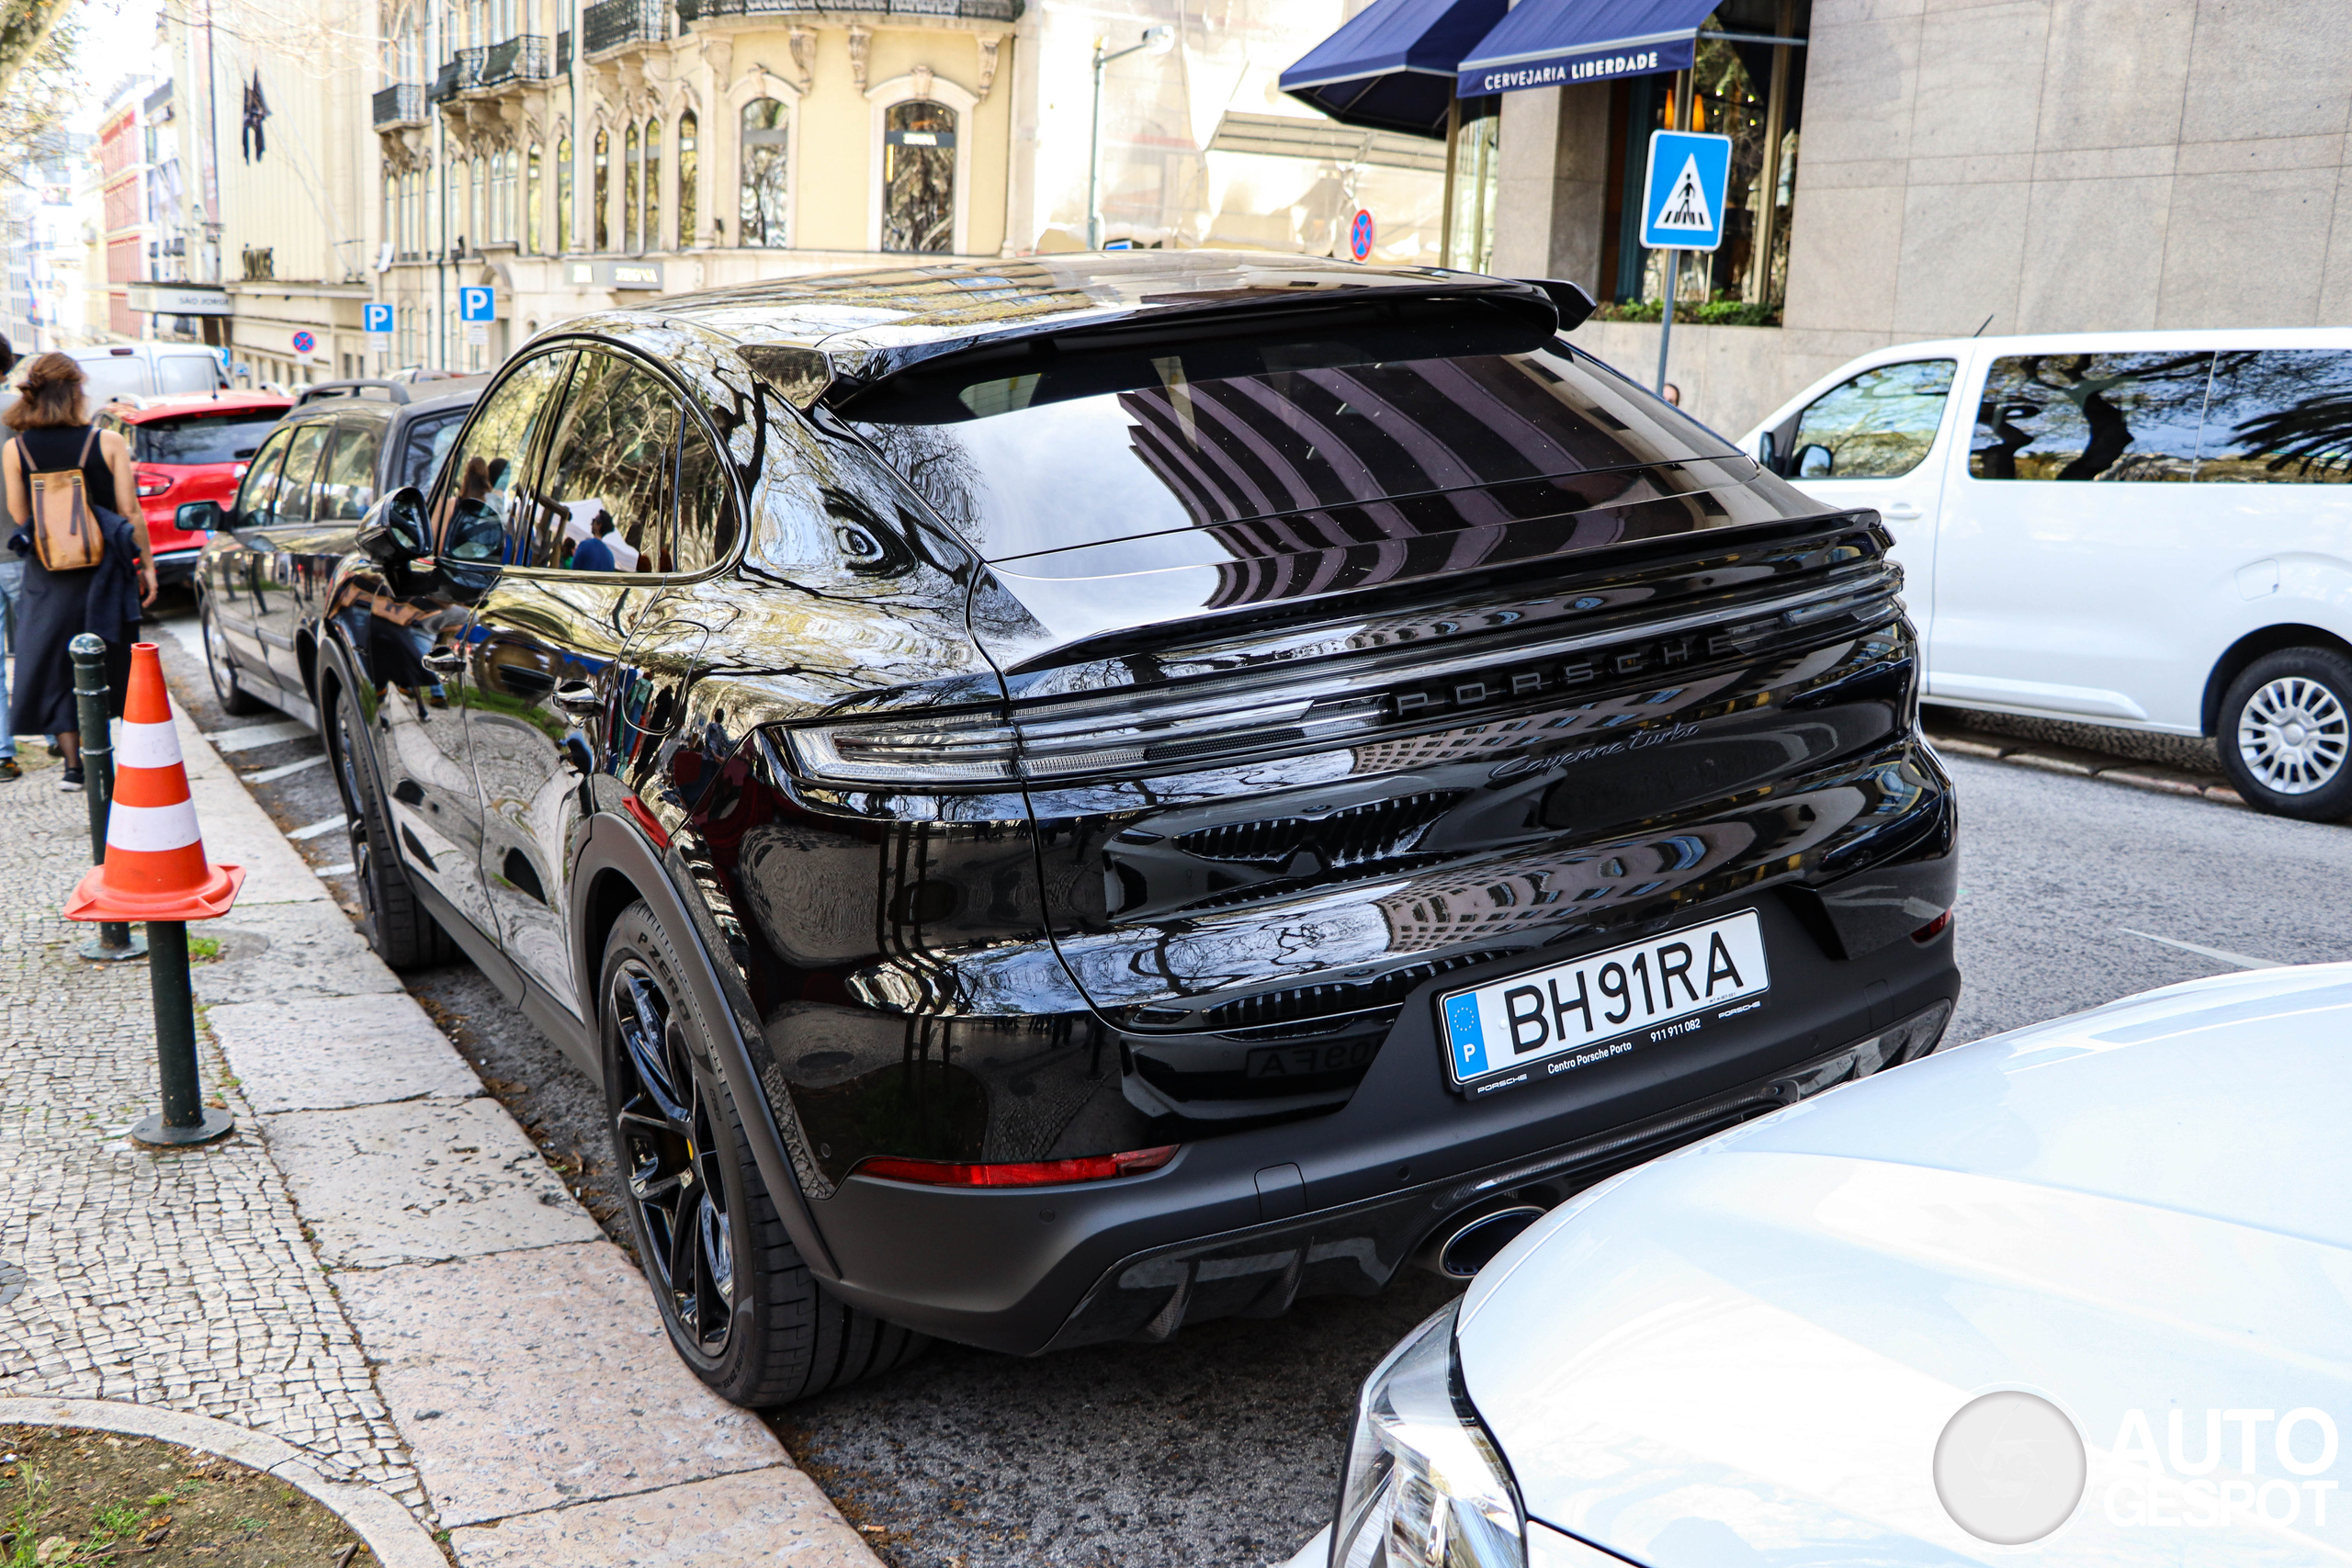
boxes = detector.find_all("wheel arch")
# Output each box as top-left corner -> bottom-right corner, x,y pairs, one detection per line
2202,624 -> 2352,736
570,813 -> 840,1280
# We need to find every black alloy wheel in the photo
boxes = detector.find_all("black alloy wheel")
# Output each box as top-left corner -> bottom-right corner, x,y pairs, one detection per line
599,900 -> 928,1406
201,596 -> 268,716
326,679 -> 452,969
2218,647 -> 2352,821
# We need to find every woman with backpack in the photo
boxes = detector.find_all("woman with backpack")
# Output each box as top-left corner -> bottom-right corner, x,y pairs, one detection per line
4,353 -> 156,789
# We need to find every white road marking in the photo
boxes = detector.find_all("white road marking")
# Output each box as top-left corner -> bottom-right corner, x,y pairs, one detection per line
2120,927 -> 2283,971
288,816 -> 347,840
153,615 -> 208,663
243,754 -> 327,783
204,719 -> 314,753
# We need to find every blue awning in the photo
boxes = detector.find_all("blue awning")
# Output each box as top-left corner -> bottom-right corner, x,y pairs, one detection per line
1280,0 -> 1509,140
1456,0 -> 1715,97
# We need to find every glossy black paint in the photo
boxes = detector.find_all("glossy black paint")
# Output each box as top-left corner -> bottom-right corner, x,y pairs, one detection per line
196,378 -> 486,728
316,253 -> 1962,1358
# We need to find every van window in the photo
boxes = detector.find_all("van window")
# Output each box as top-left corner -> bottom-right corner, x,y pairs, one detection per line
1972,352 -> 2211,481
2195,350 -> 2352,484
157,355 -> 220,395
1787,360 -> 1954,479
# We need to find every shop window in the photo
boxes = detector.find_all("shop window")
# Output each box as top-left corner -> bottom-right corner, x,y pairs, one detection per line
677,109 -> 697,247
1443,97 -> 1498,273
740,97 -> 788,248
881,99 -> 955,254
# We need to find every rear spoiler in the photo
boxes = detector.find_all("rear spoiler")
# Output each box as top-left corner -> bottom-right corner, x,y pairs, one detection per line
295,378 -> 412,407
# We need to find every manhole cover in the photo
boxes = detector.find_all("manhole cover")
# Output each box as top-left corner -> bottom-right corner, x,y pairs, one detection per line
0,1262 -> 28,1308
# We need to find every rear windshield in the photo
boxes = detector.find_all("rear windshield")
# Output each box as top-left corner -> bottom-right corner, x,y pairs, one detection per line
133,410 -> 284,466
840,303 -> 1738,558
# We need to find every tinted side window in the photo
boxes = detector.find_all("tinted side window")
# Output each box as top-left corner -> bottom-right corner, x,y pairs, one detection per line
1788,360 -> 1954,479
435,351 -> 573,563
2196,350 -> 2352,485
398,409 -> 466,492
270,423 -> 334,527
232,428 -> 293,525
537,353 -> 679,572
673,418 -> 738,572
316,423 -> 382,520
1972,352 -> 2211,481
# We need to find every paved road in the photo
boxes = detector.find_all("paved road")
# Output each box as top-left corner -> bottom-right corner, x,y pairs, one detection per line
138,597 -> 2352,1566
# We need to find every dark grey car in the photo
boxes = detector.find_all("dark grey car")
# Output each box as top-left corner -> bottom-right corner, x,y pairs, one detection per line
180,377 -> 485,727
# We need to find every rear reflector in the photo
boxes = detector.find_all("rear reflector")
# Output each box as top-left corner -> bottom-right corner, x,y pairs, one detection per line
855,1145 -> 1179,1188
1911,908 -> 1953,943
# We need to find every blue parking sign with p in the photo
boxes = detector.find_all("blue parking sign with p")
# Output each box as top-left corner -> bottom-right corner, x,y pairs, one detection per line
1641,130 -> 1733,253
459,287 -> 495,322
363,302 -> 393,335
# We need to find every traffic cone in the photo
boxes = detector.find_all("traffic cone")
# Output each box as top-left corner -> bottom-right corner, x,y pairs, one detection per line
64,643 -> 244,923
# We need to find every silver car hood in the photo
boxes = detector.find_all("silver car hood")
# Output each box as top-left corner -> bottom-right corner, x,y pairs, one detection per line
1459,964 -> 2352,1566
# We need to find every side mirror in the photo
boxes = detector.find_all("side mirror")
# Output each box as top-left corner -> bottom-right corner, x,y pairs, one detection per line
1794,443 -> 1836,479
443,499 -> 507,565
175,499 -> 225,535
356,485 -> 432,565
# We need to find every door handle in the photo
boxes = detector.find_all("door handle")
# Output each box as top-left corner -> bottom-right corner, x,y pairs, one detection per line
1882,502 -> 1922,521
422,649 -> 468,674
553,680 -> 603,717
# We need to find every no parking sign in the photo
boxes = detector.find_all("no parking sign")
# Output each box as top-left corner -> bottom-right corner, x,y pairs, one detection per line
1349,209 -> 1374,262
290,329 -> 316,355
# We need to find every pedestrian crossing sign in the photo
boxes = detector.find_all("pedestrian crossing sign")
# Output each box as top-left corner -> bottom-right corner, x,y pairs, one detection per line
1641,130 -> 1733,253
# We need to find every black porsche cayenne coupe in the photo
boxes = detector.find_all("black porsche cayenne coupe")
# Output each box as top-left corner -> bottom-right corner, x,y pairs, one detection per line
319,254 -> 1960,1406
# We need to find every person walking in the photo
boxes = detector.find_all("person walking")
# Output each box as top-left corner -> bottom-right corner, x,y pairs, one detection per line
4,353 -> 156,789
0,327 -> 17,779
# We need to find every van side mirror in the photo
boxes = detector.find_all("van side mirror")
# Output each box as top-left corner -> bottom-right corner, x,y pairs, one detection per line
357,486 -> 432,565
175,499 -> 225,535
1794,443 -> 1836,479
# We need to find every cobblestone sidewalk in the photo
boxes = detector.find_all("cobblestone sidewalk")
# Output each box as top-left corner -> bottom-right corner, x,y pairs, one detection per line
0,753 -> 426,1510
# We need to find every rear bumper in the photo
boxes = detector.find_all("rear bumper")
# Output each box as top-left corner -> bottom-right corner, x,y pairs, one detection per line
804,889 -> 1961,1356
152,547 -> 204,586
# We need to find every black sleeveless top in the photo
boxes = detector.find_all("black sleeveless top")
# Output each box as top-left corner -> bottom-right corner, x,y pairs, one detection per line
16,423 -> 116,516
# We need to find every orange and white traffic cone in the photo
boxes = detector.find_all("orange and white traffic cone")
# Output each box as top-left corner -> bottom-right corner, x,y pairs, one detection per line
65,643 -> 243,923
63,641 -> 243,1148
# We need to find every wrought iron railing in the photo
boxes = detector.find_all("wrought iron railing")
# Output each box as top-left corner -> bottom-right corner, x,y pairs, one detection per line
555,29 -> 571,73
480,34 -> 552,87
677,0 -> 1022,19
426,58 -> 464,103
372,83 -> 424,129
582,0 -> 663,54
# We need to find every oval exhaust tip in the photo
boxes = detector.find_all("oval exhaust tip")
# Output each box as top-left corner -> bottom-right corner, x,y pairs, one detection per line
1436,1204 -> 1546,1280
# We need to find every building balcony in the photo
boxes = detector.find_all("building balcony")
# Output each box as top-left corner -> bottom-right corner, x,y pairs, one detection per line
477,34 -> 553,89
582,0 -> 663,58
426,52 -> 479,104
677,0 -> 1023,19
556,29 -> 571,73
372,83 -> 425,130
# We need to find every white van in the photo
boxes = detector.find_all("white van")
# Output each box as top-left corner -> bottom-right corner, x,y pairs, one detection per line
1741,329 -> 2352,820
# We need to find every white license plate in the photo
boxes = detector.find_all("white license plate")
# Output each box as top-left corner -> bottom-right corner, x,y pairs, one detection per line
1438,910 -> 1770,1093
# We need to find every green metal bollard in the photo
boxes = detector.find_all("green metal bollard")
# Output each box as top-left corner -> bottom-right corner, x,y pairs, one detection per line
70,633 -> 146,964
130,918 -> 232,1147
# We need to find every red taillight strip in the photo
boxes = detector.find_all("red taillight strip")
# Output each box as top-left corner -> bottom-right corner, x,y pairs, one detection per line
854,1145 -> 1179,1188
1912,908 -> 1953,943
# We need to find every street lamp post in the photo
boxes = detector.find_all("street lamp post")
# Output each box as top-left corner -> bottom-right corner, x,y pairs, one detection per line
1088,25 -> 1175,251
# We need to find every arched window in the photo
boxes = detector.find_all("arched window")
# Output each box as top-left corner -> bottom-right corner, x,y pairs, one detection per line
623,122 -> 639,253
469,155 -> 486,249
557,135 -> 572,253
643,117 -> 662,252
382,174 -> 397,254
526,143 -> 542,252
739,97 -> 787,248
676,109 -> 697,248
401,170 -> 417,256
593,129 -> 609,250
490,149 -> 514,243
882,100 -> 955,254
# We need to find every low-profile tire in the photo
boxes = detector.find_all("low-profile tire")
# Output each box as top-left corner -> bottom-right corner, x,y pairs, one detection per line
600,898 -> 928,1407
326,678 -> 454,969
200,596 -> 270,716
2218,648 -> 2352,821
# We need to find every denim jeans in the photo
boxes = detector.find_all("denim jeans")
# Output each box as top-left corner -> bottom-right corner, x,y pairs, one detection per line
0,556 -> 20,760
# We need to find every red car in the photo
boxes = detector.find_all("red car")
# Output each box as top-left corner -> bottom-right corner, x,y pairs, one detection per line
95,391 -> 294,587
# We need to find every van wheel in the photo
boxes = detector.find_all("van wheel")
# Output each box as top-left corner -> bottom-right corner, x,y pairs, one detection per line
201,598 -> 269,716
600,899 -> 928,1407
326,680 -> 453,969
2219,648 -> 2352,820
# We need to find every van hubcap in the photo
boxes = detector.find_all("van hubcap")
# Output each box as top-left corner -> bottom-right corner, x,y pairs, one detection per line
2239,677 -> 2349,795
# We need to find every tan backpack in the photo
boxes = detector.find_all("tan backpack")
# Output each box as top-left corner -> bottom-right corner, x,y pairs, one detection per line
17,429 -> 106,571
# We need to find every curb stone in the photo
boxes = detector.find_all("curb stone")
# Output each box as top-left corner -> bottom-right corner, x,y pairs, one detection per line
1926,730 -> 2247,809
0,1397 -> 448,1568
